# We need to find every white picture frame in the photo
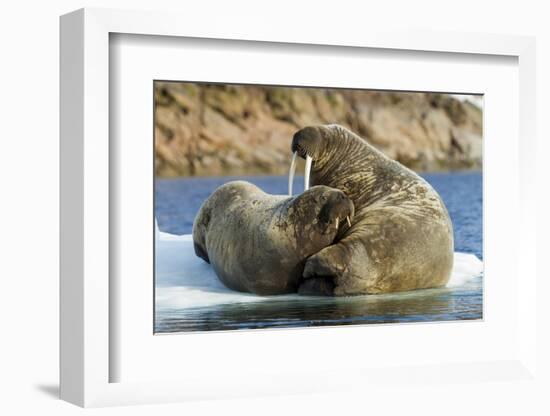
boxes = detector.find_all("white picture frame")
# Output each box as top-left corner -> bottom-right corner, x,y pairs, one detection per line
60,7 -> 538,407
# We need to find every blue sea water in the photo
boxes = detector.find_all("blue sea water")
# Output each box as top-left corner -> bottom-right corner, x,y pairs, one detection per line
154,171 -> 483,332
155,171 -> 482,259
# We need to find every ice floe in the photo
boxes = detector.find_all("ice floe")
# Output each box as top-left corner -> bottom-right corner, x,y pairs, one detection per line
155,230 -> 483,310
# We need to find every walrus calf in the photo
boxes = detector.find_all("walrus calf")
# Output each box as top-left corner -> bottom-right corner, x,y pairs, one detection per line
289,124 -> 454,295
193,181 -> 354,296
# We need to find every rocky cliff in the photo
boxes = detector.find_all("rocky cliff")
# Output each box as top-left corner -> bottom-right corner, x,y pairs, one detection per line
154,82 -> 482,177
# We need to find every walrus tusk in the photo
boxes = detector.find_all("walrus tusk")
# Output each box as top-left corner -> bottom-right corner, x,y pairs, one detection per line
346,216 -> 352,227
304,154 -> 313,191
335,217 -> 339,229
288,151 -> 297,196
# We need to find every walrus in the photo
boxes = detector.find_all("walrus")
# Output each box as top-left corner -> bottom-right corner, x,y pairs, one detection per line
288,124 -> 454,296
192,181 -> 354,296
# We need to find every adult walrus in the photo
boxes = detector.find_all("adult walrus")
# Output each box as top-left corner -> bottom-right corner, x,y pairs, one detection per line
289,124 -> 454,296
193,180 -> 354,296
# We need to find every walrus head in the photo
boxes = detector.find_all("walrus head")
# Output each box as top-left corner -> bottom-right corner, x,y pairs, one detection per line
291,125 -> 325,160
293,185 -> 355,235
289,125 -> 351,195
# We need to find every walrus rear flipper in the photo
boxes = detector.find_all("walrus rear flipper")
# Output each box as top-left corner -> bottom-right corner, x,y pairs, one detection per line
298,277 -> 335,296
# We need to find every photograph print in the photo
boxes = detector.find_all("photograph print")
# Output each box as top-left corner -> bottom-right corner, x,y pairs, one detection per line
154,82 -> 483,333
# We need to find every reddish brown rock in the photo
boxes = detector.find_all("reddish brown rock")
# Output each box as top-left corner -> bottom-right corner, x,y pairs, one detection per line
154,83 -> 482,177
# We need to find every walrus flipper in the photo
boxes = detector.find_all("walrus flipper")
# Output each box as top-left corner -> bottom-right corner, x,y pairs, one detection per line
303,245 -> 345,279
298,277 -> 335,296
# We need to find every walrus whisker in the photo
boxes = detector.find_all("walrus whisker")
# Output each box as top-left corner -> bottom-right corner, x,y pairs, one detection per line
346,216 -> 352,227
335,217 -> 339,229
288,151 -> 297,196
304,154 -> 313,190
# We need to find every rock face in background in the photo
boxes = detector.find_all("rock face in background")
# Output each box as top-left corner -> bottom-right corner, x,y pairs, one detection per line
155,82 -> 482,177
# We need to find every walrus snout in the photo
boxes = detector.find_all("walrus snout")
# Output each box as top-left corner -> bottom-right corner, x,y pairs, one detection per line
291,126 -> 323,159
318,190 -> 355,232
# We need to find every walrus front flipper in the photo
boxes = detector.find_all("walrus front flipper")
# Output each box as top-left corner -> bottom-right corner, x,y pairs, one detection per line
303,245 -> 345,278
298,277 -> 335,296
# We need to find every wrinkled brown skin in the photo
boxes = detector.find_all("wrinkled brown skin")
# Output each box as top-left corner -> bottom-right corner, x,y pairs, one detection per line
193,181 -> 354,296
291,125 -> 454,295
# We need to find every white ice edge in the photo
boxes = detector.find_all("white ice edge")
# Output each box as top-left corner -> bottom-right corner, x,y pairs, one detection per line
155,231 -> 484,310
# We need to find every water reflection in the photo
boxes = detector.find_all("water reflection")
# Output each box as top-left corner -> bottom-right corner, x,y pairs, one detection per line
155,277 -> 482,333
